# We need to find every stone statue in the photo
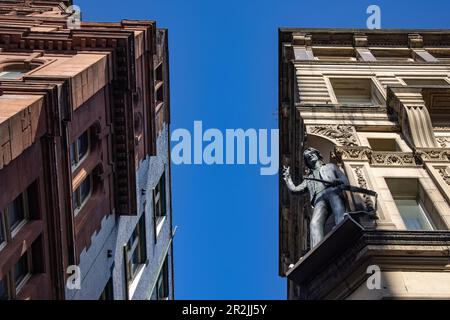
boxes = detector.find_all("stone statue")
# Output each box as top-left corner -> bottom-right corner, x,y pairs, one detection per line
282,147 -> 349,248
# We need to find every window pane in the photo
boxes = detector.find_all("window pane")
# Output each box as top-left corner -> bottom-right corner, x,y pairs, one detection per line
7,194 -> 25,231
0,278 -> 7,300
395,199 -> 433,231
0,215 -> 5,244
80,177 -> 91,204
72,190 -> 80,210
0,71 -> 24,79
330,78 -> 379,106
403,78 -> 449,86
157,258 -> 169,300
368,138 -> 401,152
160,175 -> 166,217
77,132 -> 89,160
14,254 -> 29,287
69,143 -> 76,167
99,277 -> 114,300
155,173 -> 166,218
131,249 -> 140,275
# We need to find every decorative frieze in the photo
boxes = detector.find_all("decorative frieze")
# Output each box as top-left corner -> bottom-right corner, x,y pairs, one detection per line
334,146 -> 418,166
307,125 -> 359,147
437,167 -> 450,185
352,166 -> 375,212
370,152 -> 416,167
415,148 -> 450,162
437,137 -> 450,148
333,146 -> 371,162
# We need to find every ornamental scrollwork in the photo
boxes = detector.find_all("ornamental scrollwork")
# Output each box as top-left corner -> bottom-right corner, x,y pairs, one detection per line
307,125 -> 359,147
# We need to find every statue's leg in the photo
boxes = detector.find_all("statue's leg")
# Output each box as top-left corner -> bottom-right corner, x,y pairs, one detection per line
329,190 -> 347,226
310,200 -> 328,248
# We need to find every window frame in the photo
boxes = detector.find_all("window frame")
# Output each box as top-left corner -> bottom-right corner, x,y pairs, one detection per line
0,190 -> 29,249
13,250 -> 33,295
0,249 -> 33,300
152,171 -> 167,242
70,129 -> 91,171
367,138 -> 402,152
325,75 -> 385,107
72,174 -> 93,216
399,77 -> 450,87
385,178 -> 437,231
393,196 -> 435,231
157,257 -> 169,300
125,215 -> 147,282
0,275 -> 9,300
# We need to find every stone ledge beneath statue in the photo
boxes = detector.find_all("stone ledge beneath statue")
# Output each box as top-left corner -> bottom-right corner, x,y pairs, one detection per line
286,217 -> 450,299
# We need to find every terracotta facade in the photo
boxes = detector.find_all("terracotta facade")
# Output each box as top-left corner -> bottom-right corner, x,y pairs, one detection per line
0,0 -> 173,300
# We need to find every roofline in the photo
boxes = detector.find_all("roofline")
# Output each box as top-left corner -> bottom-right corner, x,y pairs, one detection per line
279,27 -> 450,33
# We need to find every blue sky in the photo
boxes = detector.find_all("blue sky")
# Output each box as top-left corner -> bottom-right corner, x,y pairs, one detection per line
76,0 -> 450,299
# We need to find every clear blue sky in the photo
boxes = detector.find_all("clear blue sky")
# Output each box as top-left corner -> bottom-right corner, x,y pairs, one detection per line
76,0 -> 450,299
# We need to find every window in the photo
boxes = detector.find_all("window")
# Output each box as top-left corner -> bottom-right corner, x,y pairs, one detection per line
72,175 -> 92,215
157,257 -> 169,300
0,278 -> 7,300
125,215 -> 147,282
312,48 -> 356,61
427,50 -> 450,62
155,63 -> 164,108
394,199 -> 433,231
0,190 -> 29,246
0,71 -> 25,79
99,277 -> 114,300
70,130 -> 90,170
14,253 -> 31,291
0,238 -> 42,300
402,78 -> 450,86
0,218 -> 5,247
7,193 -> 27,232
330,78 -> 383,106
386,178 -> 435,231
154,172 -> 167,221
368,138 -> 401,152
371,48 -> 414,62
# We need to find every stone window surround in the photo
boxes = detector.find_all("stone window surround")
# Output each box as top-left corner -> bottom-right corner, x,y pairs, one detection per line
357,132 -> 411,153
323,74 -> 386,105
370,167 -> 450,231
300,46 -> 450,63
398,76 -> 450,86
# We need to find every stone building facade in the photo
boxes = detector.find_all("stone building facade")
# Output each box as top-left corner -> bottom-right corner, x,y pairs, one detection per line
0,0 -> 174,300
279,29 -> 450,299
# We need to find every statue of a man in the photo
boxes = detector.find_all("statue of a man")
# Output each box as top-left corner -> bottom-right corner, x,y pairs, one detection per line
283,147 -> 349,248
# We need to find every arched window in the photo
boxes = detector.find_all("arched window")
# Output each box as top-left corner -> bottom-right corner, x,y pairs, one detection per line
0,61 -> 42,80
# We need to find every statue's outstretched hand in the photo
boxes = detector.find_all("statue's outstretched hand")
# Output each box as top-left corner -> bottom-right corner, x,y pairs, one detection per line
282,165 -> 291,182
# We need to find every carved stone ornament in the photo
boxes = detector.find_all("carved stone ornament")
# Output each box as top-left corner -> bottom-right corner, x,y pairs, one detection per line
415,148 -> 450,162
333,146 -> 371,162
437,137 -> 450,148
333,146 -> 418,166
353,166 -> 375,212
307,125 -> 359,147
437,167 -> 450,185
370,151 -> 416,166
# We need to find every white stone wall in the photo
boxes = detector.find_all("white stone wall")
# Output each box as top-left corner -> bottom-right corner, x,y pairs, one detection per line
66,124 -> 174,300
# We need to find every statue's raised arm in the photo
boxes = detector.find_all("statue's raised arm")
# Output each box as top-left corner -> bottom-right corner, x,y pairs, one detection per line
282,166 -> 307,193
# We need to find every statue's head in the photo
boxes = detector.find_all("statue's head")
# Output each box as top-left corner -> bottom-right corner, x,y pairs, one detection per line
303,147 -> 323,169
